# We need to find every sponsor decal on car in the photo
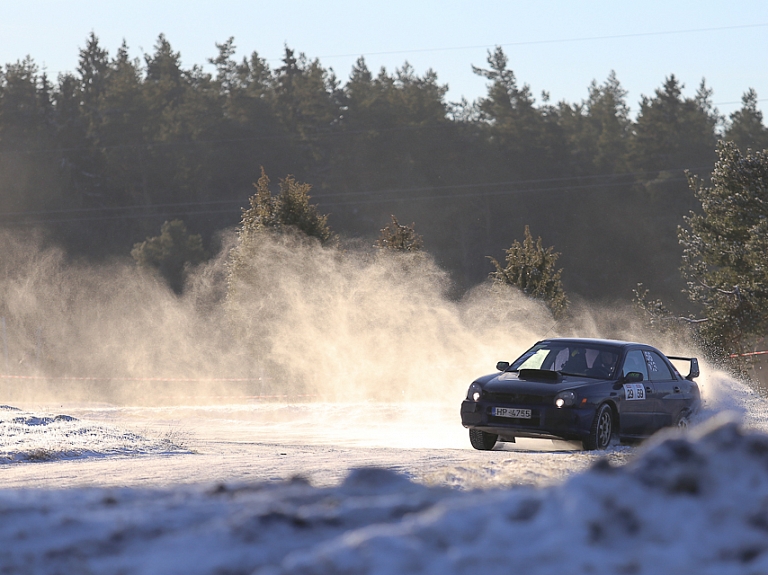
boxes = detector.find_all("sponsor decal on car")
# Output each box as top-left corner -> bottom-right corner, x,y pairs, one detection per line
644,351 -> 658,372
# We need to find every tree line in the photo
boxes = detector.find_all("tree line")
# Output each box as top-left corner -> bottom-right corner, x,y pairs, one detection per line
2,33 -> 768,307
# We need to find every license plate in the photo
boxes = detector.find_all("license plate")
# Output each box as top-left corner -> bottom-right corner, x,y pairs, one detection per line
493,407 -> 532,419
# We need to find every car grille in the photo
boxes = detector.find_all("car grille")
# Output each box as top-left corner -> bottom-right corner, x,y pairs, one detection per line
485,392 -> 552,405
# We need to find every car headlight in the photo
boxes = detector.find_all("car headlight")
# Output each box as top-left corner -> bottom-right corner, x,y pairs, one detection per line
554,390 -> 577,408
467,382 -> 483,402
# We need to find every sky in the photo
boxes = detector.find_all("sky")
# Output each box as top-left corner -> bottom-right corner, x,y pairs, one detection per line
1,1 -> 768,120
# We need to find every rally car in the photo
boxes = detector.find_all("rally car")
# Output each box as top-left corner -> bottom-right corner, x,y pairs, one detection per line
460,338 -> 700,450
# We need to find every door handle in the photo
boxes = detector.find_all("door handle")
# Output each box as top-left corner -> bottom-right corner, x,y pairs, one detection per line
645,386 -> 652,394
674,387 -> 681,393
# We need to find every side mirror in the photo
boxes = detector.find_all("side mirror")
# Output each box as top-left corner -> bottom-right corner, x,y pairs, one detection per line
496,361 -> 510,372
687,358 -> 700,380
624,371 -> 644,383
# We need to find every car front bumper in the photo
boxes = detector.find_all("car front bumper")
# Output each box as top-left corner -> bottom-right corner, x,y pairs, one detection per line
460,399 -> 597,442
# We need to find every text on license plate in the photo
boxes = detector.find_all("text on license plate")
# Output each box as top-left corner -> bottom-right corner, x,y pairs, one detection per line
492,407 -> 532,419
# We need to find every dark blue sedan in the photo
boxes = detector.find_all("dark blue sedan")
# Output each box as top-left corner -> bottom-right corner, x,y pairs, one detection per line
460,338 -> 701,450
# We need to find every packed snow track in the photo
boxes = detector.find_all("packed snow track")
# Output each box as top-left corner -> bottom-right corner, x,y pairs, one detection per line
0,371 -> 767,574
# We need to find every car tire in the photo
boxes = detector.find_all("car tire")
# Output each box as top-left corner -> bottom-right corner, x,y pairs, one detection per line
469,429 -> 498,450
584,404 -> 613,451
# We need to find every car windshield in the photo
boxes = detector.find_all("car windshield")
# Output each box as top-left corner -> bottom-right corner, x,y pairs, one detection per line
510,342 -> 620,379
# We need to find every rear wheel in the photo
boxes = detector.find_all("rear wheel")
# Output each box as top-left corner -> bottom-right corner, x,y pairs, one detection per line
584,404 -> 613,450
469,429 -> 498,450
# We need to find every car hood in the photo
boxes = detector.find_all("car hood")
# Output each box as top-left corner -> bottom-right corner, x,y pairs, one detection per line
477,371 -> 609,394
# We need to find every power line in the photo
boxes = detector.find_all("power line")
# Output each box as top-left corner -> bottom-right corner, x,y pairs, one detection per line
0,197 -> 247,218
315,174 -> 690,209
0,161 -> 705,219
30,23 -> 768,77
0,166 -> 701,226
306,23 -> 768,61
714,98 -> 768,106
1,116 -> 742,158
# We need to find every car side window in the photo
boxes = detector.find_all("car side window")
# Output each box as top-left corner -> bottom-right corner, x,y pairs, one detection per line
622,350 -> 649,380
644,350 -> 674,381
551,348 -> 570,371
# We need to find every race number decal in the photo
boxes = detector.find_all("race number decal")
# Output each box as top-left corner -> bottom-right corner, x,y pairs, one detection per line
623,383 -> 646,401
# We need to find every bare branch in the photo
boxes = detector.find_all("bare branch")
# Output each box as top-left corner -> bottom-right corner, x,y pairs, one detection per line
656,316 -> 710,324
699,280 -> 742,298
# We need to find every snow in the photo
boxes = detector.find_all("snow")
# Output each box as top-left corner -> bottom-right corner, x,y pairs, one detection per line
0,405 -> 187,463
1,369 -> 768,573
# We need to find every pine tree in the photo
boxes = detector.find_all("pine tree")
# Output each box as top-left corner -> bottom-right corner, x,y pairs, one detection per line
472,47 -> 543,178
630,75 -> 719,175
0,57 -> 60,213
272,47 -> 342,174
375,215 -> 423,252
586,71 -> 631,174
724,89 -> 768,153
488,226 -> 568,318
679,141 -> 768,363
228,169 -> 334,295
237,168 -> 333,243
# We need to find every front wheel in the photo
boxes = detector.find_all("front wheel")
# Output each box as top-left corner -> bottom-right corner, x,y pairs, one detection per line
584,404 -> 613,450
469,429 -> 498,450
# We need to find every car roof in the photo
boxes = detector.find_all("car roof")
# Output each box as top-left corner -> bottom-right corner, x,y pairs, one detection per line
537,337 -> 646,349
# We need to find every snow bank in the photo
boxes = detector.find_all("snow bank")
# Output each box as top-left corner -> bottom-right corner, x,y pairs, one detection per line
1,415 -> 768,574
274,415 -> 768,575
0,405 -> 187,462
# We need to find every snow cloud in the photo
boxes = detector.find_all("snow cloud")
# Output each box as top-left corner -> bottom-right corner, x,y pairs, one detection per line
0,228 -> 749,418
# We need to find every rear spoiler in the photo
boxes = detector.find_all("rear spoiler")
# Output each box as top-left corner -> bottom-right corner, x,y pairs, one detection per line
666,356 -> 700,381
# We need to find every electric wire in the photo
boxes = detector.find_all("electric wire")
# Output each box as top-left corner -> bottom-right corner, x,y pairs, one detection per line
309,23 -> 768,61
0,20 -> 753,226
0,167 -> 697,226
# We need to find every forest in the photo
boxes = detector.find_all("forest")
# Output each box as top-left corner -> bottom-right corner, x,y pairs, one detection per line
1,33 -> 767,309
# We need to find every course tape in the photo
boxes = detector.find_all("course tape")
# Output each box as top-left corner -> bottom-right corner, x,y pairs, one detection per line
729,350 -> 768,358
152,394 -> 319,399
